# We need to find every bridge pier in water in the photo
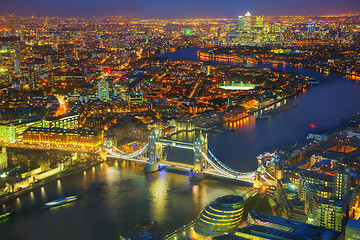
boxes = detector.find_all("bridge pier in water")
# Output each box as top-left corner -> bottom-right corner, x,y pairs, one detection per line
146,128 -> 209,181
190,132 -> 208,181
107,128 -> 261,185
145,128 -> 160,173
99,148 -> 107,161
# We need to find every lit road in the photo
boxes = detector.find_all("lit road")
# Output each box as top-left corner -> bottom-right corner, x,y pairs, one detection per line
189,79 -> 203,99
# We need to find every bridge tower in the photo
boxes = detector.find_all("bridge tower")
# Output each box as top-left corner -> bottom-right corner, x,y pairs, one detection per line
190,132 -> 208,181
145,128 -> 160,173
99,148 -> 107,161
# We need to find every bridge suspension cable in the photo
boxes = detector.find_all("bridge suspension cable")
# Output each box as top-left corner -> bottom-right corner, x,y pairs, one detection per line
205,149 -> 255,177
202,151 -> 235,177
202,150 -> 255,180
107,144 -> 149,160
107,141 -> 257,182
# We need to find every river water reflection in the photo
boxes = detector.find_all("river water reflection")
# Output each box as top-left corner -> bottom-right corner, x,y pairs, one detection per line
1,162 -> 246,240
159,48 -> 360,171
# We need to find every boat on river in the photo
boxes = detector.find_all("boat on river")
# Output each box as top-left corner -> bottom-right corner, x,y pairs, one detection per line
306,77 -> 319,85
263,103 -> 297,115
44,196 -> 78,208
134,218 -> 158,232
0,209 -> 13,220
256,115 -> 269,120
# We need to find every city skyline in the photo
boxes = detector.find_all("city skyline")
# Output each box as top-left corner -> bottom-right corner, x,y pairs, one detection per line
0,4 -> 360,239
1,0 -> 360,18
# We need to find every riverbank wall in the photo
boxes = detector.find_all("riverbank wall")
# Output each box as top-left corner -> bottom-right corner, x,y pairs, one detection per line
0,160 -> 101,205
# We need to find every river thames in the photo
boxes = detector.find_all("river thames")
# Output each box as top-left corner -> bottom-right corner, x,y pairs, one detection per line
1,48 -> 360,240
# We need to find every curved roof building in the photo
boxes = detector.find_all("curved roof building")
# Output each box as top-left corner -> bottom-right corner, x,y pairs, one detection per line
194,195 -> 244,238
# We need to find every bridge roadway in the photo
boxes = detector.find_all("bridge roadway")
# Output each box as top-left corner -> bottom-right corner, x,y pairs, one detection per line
155,139 -> 193,150
2,140 -> 273,185
108,153 -> 257,184
110,147 -> 274,185
107,147 -> 257,183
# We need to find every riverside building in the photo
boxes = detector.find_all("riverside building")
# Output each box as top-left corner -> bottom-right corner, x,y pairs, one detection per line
235,211 -> 342,240
23,127 -> 103,149
298,168 -> 350,231
194,195 -> 245,238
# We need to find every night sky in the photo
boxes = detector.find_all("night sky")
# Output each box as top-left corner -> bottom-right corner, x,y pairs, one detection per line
1,0 -> 359,18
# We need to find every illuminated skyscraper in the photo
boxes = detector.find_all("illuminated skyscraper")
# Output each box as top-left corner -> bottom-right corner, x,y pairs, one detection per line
334,168 -> 350,201
314,197 -> 346,232
44,55 -> 52,69
269,22 -> 282,34
244,12 -> 252,31
28,70 -> 36,90
14,57 -> 21,74
97,78 -> 110,101
19,31 -> 24,41
75,50 -> 79,60
255,16 -> 264,31
238,16 -> 245,31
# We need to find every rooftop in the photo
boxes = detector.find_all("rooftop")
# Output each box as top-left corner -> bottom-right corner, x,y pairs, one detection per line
244,211 -> 341,240
45,112 -> 79,121
346,219 -> 360,230
0,116 -> 42,126
25,127 -> 99,136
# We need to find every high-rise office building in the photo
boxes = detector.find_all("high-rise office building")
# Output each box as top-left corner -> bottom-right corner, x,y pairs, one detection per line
314,197 -> 347,232
255,16 -> 264,30
334,168 -> 350,201
14,57 -> 21,74
277,178 -> 307,222
238,16 -> 245,31
97,78 -> 110,101
299,169 -> 334,201
44,55 -> 53,69
269,22 -> 283,34
28,70 -> 36,90
299,169 -> 350,232
19,31 -> 24,41
244,12 -> 252,31
75,50 -> 79,60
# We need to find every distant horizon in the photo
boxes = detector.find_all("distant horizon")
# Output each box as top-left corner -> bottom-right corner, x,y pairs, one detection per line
1,12 -> 360,19
1,0 -> 359,19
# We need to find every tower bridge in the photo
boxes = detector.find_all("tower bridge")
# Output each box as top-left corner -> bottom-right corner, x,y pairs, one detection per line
0,126 -> 273,185
106,127 -> 274,186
